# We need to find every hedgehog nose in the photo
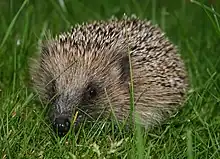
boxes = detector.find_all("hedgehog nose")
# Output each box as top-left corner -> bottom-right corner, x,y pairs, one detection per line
53,117 -> 71,137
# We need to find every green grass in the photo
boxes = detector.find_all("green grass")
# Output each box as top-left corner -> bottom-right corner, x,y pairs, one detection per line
0,0 -> 220,158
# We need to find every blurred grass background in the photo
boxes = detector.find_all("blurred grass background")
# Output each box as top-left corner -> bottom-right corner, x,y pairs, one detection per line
0,0 -> 220,158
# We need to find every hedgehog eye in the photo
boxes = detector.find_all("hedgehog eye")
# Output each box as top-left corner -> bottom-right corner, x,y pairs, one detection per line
85,84 -> 97,99
88,87 -> 97,98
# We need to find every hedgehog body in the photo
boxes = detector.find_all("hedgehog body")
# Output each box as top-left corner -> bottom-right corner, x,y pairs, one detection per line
31,16 -> 188,136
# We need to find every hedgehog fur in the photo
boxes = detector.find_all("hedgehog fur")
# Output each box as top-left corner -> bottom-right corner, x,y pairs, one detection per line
31,15 -> 188,136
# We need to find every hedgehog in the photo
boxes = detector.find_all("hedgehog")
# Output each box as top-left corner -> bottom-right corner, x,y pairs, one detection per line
30,15 -> 188,137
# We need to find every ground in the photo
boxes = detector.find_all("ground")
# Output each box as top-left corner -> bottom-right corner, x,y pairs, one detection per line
0,0 -> 219,158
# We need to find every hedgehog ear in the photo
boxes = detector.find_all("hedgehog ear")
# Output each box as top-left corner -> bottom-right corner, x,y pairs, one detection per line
119,54 -> 130,82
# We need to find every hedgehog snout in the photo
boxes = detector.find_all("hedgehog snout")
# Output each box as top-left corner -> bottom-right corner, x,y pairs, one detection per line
52,114 -> 71,137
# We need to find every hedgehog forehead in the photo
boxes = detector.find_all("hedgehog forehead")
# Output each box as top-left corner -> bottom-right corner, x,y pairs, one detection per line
50,58 -> 107,88
51,56 -> 121,95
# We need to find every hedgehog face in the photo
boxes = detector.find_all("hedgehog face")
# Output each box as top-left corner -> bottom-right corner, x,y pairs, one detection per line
32,43 -> 131,136
48,78 -> 107,137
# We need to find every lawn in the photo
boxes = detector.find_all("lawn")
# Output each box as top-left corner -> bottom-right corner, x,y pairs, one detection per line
0,0 -> 220,158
